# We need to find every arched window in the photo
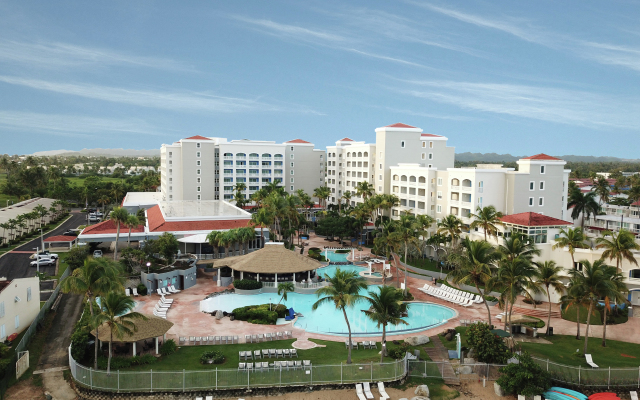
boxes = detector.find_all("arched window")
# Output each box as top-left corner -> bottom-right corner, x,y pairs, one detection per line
274,154 -> 283,158
401,175 -> 407,182
410,176 -> 416,182
393,175 -> 399,181
363,152 -> 368,157
249,153 -> 259,158
451,178 -> 460,186
236,153 -> 245,157
347,152 -> 351,157
358,152 -> 362,157
262,153 -> 271,158
224,152 -> 233,157
462,179 -> 472,187
419,177 -> 426,183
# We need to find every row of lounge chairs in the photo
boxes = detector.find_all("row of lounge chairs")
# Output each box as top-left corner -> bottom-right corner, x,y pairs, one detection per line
157,285 -> 180,296
239,360 -> 311,370
240,348 -> 298,360
179,336 -> 239,345
153,296 -> 173,319
124,287 -> 140,296
345,340 -> 378,350
245,331 -> 292,342
356,382 -> 390,400
418,284 -> 482,307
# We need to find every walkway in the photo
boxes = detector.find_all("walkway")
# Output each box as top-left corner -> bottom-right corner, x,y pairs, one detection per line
423,336 -> 460,386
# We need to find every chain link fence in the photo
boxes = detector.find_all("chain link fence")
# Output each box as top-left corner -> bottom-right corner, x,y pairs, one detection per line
532,356 -> 640,388
408,360 -> 505,381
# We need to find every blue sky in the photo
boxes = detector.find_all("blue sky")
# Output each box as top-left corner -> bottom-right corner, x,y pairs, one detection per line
1,1 -> 640,157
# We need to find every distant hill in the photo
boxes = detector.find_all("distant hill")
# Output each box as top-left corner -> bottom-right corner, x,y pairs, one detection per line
455,152 -> 640,163
31,148 -> 160,157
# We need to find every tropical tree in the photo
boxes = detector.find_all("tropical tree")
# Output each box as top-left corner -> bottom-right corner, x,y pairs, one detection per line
535,261 -> 566,335
92,292 -> 146,374
498,232 -> 541,263
600,265 -> 626,347
492,257 -> 541,333
313,186 -> 331,211
276,282 -> 294,307
363,286 -> 409,362
389,214 -> 419,292
448,238 -> 499,322
592,177 -> 611,205
470,205 -> 504,242
552,228 -> 590,270
125,215 -> 139,248
313,269 -> 368,364
355,181 -> 375,202
595,229 -> 640,273
206,230 -> 223,259
220,229 -> 236,258
437,215 -> 463,247
250,207 -> 272,248
109,207 -> 130,260
234,183 -> 248,209
60,258 -> 124,369
568,190 -> 599,228
34,204 -> 49,228
97,195 -> 111,215
560,283 -> 586,340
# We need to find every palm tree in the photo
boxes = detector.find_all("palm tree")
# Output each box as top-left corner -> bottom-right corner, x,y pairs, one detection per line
220,230 -> 236,258
568,190 -> 599,228
34,204 -> 49,228
276,282 -> 294,307
125,215 -> 139,248
0,222 -> 9,247
111,181 -> 126,205
240,227 -> 255,254
493,257 -> 541,334
552,228 -> 590,269
363,286 -> 409,362
389,214 -> 419,292
234,183 -> 248,208
97,195 -> 111,215
355,181 -> 375,202
498,232 -> 541,263
206,231 -> 223,258
109,207 -> 130,260
313,269 -> 368,364
313,186 -> 331,211
569,259 -> 616,355
92,292 -> 146,374
448,238 -> 499,322
437,215 -> 463,247
592,177 -> 611,205
596,229 -> 640,273
470,205 -> 503,242
600,265 -> 626,347
535,261 -> 566,335
560,283 -> 586,339
250,208 -> 272,248
60,258 -> 124,369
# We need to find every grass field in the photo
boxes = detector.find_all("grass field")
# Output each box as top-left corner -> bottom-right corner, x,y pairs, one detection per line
561,304 -> 628,326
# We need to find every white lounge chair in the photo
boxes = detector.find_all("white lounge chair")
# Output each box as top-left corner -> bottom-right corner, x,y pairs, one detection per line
378,382 -> 390,400
630,391 -> 638,400
356,384 -> 367,400
132,287 -> 139,296
169,285 -> 180,293
125,288 -> 131,296
156,288 -> 163,296
160,295 -> 174,304
206,396 -> 213,400
161,287 -> 171,296
585,354 -> 599,368
363,382 -> 374,399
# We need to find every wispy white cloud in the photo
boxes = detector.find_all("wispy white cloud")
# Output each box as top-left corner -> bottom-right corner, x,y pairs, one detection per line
381,106 -> 475,121
0,75 -> 323,115
393,79 -> 640,129
578,41 -> 640,72
0,40 -> 194,71
0,110 -> 163,138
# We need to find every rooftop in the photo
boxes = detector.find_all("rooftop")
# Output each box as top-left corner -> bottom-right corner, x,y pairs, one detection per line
500,212 -> 572,227
159,201 -> 250,219
385,123 -> 417,129
183,135 -> 211,141
521,153 -> 562,161
122,192 -> 164,208
421,133 -> 444,138
44,235 -> 76,243
338,137 -> 354,142
285,139 -> 311,144
147,204 -> 252,233
212,242 -> 322,273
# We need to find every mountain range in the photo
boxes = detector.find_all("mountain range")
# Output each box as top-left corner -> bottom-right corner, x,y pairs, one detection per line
31,148 -> 160,157
455,152 -> 640,163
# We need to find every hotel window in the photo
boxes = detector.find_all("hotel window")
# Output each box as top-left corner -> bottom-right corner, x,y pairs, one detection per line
379,175 -> 382,181
428,153 -> 433,160
0,325 -> 4,340
290,154 -> 294,159
196,160 -> 201,166
422,142 -> 426,148
290,186 -> 294,191
197,177 -> 201,183
421,153 -> 426,160
437,205 -> 442,213
197,186 -> 201,192
539,197 -> 544,206
196,143 -> 201,148
169,178 -> 172,182
437,191 -> 442,199
379,164 -> 382,170
529,197 -> 534,206
290,178 -> 294,183
169,168 -> 172,174
169,152 -> 172,157
291,162 -> 294,167
197,194 -> 201,200
401,141 -> 405,148
14,315 -> 19,330
437,178 -> 442,186
290,170 -> 294,175
540,165 -> 545,174
378,186 -> 382,192
197,152 -> 201,157
169,195 -> 173,200
540,181 -> 545,190
290,146 -> 294,151
428,164 -> 432,168
430,141 -> 433,148
529,181 -> 535,190
197,169 -> 201,175
169,160 -> 172,165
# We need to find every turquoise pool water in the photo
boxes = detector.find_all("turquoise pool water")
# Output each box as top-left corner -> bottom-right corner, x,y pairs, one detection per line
200,287 -> 456,336
316,264 -> 367,278
324,251 -> 350,262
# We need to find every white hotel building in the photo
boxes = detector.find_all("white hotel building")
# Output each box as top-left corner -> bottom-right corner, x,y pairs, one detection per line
160,135 -> 326,202
327,123 -> 570,223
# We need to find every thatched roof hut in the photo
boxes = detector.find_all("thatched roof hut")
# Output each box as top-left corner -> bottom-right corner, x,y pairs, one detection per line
212,242 -> 322,274
91,314 -> 173,343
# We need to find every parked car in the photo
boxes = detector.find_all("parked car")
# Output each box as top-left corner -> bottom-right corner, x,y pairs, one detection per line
95,211 -> 103,217
30,251 -> 58,260
63,230 -> 78,236
93,250 -> 103,258
88,216 -> 102,222
30,257 -> 56,267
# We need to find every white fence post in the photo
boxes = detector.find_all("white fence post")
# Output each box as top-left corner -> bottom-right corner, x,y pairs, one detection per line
638,365 -> 639,388
547,358 -> 549,371
341,362 -> 343,384
608,366 -> 611,389
216,368 -> 218,390
90,367 -> 93,389
248,367 -> 250,388
578,366 -> 580,385
183,369 -> 185,391
371,362 -> 373,382
150,369 -> 153,392
117,369 -> 120,393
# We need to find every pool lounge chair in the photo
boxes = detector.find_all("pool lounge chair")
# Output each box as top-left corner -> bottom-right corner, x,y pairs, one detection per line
195,337 -> 202,345
359,341 -> 367,349
160,287 -> 171,296
156,289 -> 164,296
246,362 -> 253,370
295,360 -> 302,368
160,295 -> 174,304
285,307 -> 296,321
363,382 -> 374,399
356,384 -> 367,400
233,335 -> 239,344
169,284 -> 180,293
254,350 -> 261,359
630,391 -> 638,400
125,288 -> 131,296
206,396 -> 213,400
245,335 -> 251,343
179,337 -> 186,345
265,333 -> 273,341
378,382 -> 390,400
257,334 -> 264,342
277,332 -> 283,340
303,360 -> 311,369
370,342 -> 377,349
262,349 -> 269,358
262,362 -> 269,369
214,336 -> 220,344
251,334 -> 257,343
276,349 -> 283,358
269,349 -> 276,358
586,354 -> 599,368
132,287 -> 139,296
287,361 -> 294,369
291,349 -> 298,358
189,336 -> 196,345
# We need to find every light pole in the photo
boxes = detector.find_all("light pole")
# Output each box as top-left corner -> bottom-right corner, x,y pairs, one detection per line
40,227 -> 44,253
146,262 -> 151,274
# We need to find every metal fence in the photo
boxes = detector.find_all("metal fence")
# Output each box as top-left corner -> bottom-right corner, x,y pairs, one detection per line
408,360 -> 505,381
532,356 -> 640,388
69,347 -> 408,393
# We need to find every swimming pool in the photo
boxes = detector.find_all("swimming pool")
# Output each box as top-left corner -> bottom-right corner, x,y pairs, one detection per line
316,264 -> 367,278
324,250 -> 350,263
200,287 -> 456,336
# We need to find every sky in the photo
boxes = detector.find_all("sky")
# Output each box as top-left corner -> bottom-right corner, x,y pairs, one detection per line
1,1 -> 640,157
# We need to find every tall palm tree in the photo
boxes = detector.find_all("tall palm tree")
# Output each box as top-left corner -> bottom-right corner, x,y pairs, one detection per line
389,214 -> 419,292
241,226 -> 256,254
97,195 -> 111,215
448,238 -> 499,322
313,269 -> 368,364
313,186 -> 331,211
552,228 -> 590,269
60,258 -> 124,369
568,190 -> 599,228
492,257 -> 541,333
569,259 -> 616,355
535,261 -> 566,335
600,265 -> 626,347
355,181 -> 375,202
596,229 -> 640,273
498,232 -> 541,263
92,292 -> 146,374
470,205 -> 504,242
560,283 -> 587,340
250,207 -> 272,247
124,215 -> 139,248
220,229 -> 236,258
109,207 -> 130,260
34,204 -> 49,228
276,282 -> 294,307
437,215 -> 463,247
363,286 -> 409,362
592,177 -> 611,205
206,230 -> 223,258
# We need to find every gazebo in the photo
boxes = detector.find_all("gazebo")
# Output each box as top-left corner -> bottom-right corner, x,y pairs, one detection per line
91,314 -> 173,355
43,235 -> 77,249
212,242 -> 323,285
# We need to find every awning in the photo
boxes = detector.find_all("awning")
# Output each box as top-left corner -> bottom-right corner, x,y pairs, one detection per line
177,233 -> 209,244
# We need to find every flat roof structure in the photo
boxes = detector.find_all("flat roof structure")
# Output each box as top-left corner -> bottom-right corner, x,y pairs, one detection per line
159,201 -> 249,220
121,192 -> 164,208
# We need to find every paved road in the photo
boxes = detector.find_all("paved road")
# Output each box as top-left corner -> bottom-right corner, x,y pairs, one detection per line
0,211 -> 87,280
36,293 -> 84,370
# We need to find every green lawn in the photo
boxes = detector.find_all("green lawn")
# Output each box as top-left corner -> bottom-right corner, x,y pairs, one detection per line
66,176 -> 123,187
561,304 -> 628,326
520,334 -> 640,368
438,327 -> 468,351
404,257 -> 441,273
393,377 -> 459,400
0,173 -> 20,206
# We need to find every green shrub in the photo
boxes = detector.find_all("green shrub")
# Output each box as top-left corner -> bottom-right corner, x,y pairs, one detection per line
388,347 -> 407,360
233,304 -> 279,324
485,296 -> 498,302
160,339 -> 177,356
308,247 -> 321,254
137,283 -> 148,296
466,322 -> 511,364
233,279 -> 263,290
200,350 -> 225,364
521,316 -> 545,329
334,249 -> 350,254
97,354 -> 157,369
496,352 -> 551,396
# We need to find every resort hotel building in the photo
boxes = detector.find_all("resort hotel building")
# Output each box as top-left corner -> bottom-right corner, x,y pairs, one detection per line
327,123 -> 571,223
160,135 -> 326,203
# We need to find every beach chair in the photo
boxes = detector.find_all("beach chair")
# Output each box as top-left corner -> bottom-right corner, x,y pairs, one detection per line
262,349 -> 269,358
132,287 -> 139,296
262,362 -> 269,369
160,295 -> 174,304
160,287 -> 171,296
586,354 -> 599,368
273,361 -> 281,368
363,382 -> 374,399
359,341 -> 368,349
178,337 -> 186,345
265,333 -> 273,341
254,350 -> 261,359
378,382 -> 390,400
206,396 -> 213,400
291,349 -> 298,358
196,397 -> 203,400
170,285 -> 180,293
269,349 -> 276,358
233,335 -> 239,344
225,336 -> 231,344
284,330 -> 292,338
195,337 -> 202,345
287,361 -> 294,369
246,362 -> 253,370
630,391 -> 638,400
238,363 -> 246,371
277,332 -> 283,340
251,334 -> 257,343
156,289 -> 163,296
239,351 -> 245,360
276,349 -> 283,358
303,360 -> 311,370
245,335 -> 252,343
255,361 -> 262,371
356,384 -> 367,400
189,336 -> 195,345
283,349 -> 290,357
257,334 -> 264,342
214,336 -> 220,344
370,342 -> 377,349
295,360 -> 302,369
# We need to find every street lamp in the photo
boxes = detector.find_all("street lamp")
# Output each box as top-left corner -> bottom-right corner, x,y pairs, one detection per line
146,262 -> 151,274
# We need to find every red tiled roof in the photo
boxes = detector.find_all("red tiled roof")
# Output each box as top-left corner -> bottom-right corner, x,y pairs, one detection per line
421,133 -> 443,138
338,138 -> 354,142
632,200 -> 640,206
500,212 -> 572,227
285,139 -> 311,144
521,153 -> 562,161
183,135 -> 211,141
82,220 -> 145,235
146,205 -> 251,232
385,123 -> 417,129
44,235 -> 76,242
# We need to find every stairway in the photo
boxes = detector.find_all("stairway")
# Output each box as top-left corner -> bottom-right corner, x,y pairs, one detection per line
511,306 -> 561,319
423,336 -> 460,386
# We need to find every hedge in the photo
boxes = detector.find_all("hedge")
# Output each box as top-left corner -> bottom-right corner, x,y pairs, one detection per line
233,304 -> 288,325
233,279 -> 263,290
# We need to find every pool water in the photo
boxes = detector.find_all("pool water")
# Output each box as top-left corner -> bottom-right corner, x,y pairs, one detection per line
324,251 -> 350,262
316,264 -> 367,278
